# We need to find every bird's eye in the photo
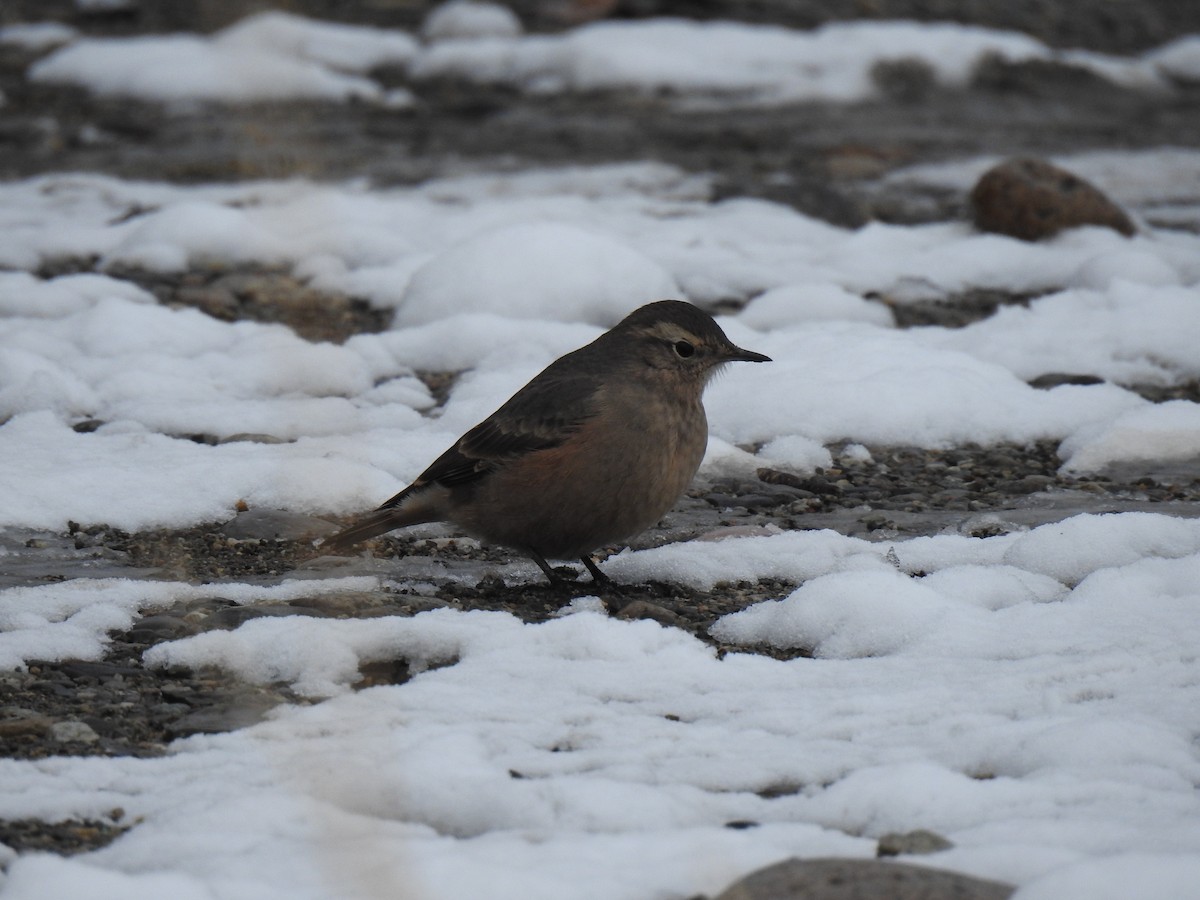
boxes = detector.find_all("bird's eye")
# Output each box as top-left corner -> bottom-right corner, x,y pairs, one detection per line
673,340 -> 695,358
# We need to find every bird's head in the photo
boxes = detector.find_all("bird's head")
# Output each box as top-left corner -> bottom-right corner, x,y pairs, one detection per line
612,300 -> 771,387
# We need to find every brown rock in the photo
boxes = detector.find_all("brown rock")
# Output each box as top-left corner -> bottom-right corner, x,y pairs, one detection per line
970,157 -> 1135,241
614,600 -> 686,627
713,857 -> 1014,900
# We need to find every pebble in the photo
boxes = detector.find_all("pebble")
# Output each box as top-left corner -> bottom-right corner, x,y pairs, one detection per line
614,601 -> 687,627
219,508 -> 337,541
126,614 -> 200,642
165,691 -> 282,737
877,828 -> 955,856
0,708 -> 52,739
49,720 -> 101,744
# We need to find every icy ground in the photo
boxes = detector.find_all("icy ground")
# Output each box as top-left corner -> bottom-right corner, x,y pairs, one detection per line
2,8 -> 1200,900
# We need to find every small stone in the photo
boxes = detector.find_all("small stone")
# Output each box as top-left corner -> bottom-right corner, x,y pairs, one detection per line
0,708 -> 53,739
218,433 -> 288,445
614,601 -> 686,627
733,494 -> 785,511
970,157 -> 1135,241
288,592 -> 378,616
756,468 -> 808,489
219,508 -> 336,541
127,614 -> 199,643
49,720 -> 101,744
870,57 -> 937,102
175,284 -> 238,320
356,658 -> 411,688
166,692 -> 280,736
1027,372 -> 1105,389
877,828 -> 955,857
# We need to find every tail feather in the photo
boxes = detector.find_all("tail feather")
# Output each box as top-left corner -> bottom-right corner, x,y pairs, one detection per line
321,509 -> 409,552
321,483 -> 447,552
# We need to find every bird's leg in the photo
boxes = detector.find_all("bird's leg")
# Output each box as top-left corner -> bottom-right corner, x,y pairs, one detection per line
528,551 -> 578,587
580,555 -> 615,588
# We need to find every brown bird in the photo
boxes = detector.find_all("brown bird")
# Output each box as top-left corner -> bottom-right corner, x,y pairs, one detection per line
324,300 -> 770,584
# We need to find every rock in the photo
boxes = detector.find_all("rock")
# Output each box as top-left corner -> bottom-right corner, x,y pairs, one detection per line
713,857 -> 1014,900
870,57 -> 937,103
877,829 -> 955,857
165,690 -> 281,736
49,720 -> 101,744
218,433 -> 288,445
175,284 -> 238,320
1027,373 -> 1105,389
126,614 -> 200,643
614,600 -> 686,627
0,708 -> 52,739
219,508 -> 337,541
970,157 -> 1136,241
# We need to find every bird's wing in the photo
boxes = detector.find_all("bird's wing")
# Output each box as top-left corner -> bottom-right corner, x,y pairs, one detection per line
379,364 -> 603,507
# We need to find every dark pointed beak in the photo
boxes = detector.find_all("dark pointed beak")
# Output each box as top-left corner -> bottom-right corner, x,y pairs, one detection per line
724,344 -> 772,363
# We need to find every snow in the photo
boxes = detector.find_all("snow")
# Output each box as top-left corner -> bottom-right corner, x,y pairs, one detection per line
396,221 -> 680,325
6,163 -> 1199,532
22,12 -> 1179,106
0,22 -> 77,51
1149,35 -> 1200,83
29,12 -> 418,104
3,7 -> 1200,900
421,0 -> 524,42
408,18 -> 1157,103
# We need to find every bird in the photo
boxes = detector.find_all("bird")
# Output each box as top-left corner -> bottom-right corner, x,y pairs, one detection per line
323,300 -> 771,585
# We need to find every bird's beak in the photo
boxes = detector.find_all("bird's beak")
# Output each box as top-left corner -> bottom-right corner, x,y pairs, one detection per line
724,344 -> 772,363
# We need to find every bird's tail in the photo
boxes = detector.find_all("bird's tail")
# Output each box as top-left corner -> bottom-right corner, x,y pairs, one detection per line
321,507 -> 421,552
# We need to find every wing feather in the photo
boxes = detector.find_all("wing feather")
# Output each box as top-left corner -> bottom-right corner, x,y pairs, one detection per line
379,362 -> 604,507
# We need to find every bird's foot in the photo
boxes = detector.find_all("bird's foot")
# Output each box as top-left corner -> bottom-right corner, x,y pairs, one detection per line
580,556 -> 626,601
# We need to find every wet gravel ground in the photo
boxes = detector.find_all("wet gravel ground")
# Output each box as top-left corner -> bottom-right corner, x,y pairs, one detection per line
4,0 -> 1200,860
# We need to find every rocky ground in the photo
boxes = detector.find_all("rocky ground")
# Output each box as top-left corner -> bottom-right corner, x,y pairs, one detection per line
3,2 -> 1200,883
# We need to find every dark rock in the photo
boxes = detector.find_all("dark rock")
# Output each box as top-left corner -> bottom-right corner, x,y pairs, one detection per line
1028,372 -> 1105,389
713,857 -> 1014,900
165,691 -> 281,736
0,817 -> 130,856
57,660 -> 139,680
207,605 -> 321,629
356,658 -> 412,688
971,54 -> 1115,96
126,614 -> 200,643
756,468 -> 809,489
970,157 -> 1136,241
871,57 -> 937,103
